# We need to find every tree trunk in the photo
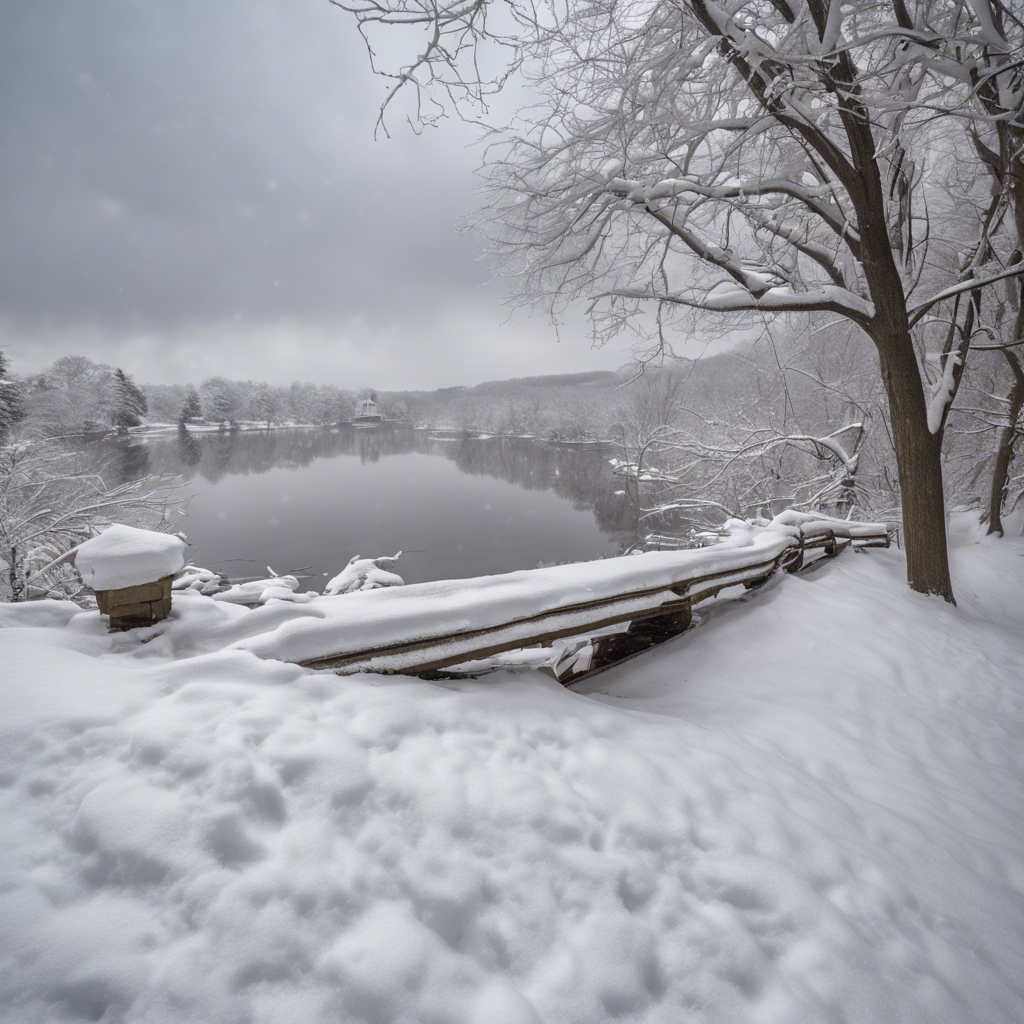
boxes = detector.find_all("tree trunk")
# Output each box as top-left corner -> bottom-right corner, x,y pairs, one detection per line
986,348 -> 1024,537
876,335 -> 956,603
9,544 -> 23,602
987,144 -> 1024,534
837,97 -> 956,602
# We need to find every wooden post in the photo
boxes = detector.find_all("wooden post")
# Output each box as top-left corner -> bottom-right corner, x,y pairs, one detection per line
581,604 -> 693,678
94,574 -> 174,631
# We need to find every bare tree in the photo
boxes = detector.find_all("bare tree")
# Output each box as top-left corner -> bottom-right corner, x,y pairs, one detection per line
967,13 -> 1024,534
929,4 -> 1024,536
984,348 -> 1024,532
609,369 -> 691,520
0,438 -> 183,602
249,384 -> 280,429
334,0 -> 1024,602
22,355 -> 115,435
612,343 -> 885,540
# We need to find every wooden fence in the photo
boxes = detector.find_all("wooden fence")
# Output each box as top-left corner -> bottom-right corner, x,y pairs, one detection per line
234,513 -> 891,682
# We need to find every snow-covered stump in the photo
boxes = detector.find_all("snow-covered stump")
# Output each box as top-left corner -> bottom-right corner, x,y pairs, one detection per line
75,525 -> 186,631
94,575 -> 174,630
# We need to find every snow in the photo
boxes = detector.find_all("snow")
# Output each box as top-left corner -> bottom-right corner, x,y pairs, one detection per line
229,513 -> 885,670
212,574 -> 304,605
927,352 -> 960,434
612,282 -> 875,320
238,538 -> 797,668
171,565 -> 227,594
75,525 -> 186,591
324,553 -> 405,596
1,517 -> 1023,1023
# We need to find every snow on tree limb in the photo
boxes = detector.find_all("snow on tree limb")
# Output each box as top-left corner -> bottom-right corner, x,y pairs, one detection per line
331,0 -> 1024,602
604,284 -> 875,325
908,264 -> 1024,329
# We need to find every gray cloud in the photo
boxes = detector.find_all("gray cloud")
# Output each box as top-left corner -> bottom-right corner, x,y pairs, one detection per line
0,0 -> 627,385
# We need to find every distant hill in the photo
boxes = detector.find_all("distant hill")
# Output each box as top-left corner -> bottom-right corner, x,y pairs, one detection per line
391,371 -> 621,401
471,370 -> 620,391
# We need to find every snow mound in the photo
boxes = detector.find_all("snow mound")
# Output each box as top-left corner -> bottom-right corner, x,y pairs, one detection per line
212,574 -> 306,606
172,566 -> 229,595
324,553 -> 404,596
1,524 -> 1022,1023
75,525 -> 186,591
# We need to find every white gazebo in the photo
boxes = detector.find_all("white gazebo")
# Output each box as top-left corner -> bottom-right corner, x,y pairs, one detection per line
353,398 -> 382,424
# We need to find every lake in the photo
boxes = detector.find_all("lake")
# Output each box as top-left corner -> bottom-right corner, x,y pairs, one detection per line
87,427 -> 639,588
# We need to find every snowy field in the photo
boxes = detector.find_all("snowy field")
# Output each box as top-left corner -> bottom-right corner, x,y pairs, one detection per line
1,516 -> 1023,1023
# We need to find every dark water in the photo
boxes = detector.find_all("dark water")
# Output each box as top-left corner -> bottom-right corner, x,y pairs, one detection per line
88,427 -> 638,586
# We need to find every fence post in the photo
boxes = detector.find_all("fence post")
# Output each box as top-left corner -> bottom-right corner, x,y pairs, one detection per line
786,529 -> 806,573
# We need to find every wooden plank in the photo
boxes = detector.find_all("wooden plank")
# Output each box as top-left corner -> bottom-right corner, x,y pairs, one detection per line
551,532 -> 886,687
301,553 -> 789,674
298,523 -> 891,677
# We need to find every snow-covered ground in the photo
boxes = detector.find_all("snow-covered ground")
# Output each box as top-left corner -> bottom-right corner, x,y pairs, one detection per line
1,516 -> 1022,1023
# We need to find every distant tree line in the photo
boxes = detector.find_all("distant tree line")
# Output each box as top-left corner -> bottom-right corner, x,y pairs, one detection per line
150,377 -> 367,428
0,353 -> 147,439
3,345 -> 1021,548
0,350 -> 24,444
382,332 -> 1024,541
0,354 -> 391,436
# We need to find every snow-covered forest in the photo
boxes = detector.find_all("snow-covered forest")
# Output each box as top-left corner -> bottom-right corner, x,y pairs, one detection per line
3,1 -> 1024,1022
331,0 -> 1024,603
0,354 -> 368,434
4,321 -> 1022,558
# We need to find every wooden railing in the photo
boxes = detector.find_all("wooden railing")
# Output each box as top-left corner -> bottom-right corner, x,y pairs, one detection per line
235,516 -> 892,675
236,512 -> 890,680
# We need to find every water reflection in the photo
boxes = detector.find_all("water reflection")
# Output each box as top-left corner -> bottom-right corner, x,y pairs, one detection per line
176,423 -> 202,470
84,427 -> 639,583
104,438 -> 151,482
95,428 -> 635,535
441,436 -> 635,536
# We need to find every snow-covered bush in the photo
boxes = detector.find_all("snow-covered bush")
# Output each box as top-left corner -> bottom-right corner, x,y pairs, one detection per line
172,565 -> 230,595
213,572 -> 317,606
324,552 -> 404,596
0,438 -> 183,602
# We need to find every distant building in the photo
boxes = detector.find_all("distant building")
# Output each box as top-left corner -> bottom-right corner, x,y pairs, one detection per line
353,397 -> 382,425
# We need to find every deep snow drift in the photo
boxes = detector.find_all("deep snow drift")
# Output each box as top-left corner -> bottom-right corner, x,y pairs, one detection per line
1,518 -> 1022,1023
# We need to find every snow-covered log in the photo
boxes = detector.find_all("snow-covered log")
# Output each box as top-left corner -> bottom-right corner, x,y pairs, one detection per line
171,566 -> 230,595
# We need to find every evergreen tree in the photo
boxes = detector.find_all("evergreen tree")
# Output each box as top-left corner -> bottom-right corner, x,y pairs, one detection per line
179,384 -> 202,424
0,350 -> 24,443
109,368 -> 148,431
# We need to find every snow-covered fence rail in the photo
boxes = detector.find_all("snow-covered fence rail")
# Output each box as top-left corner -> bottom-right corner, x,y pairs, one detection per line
235,512 -> 890,678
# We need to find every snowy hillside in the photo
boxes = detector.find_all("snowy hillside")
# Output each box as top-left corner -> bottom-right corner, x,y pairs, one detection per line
1,517 -> 1022,1023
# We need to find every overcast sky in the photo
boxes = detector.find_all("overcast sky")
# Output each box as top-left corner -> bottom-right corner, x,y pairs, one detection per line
0,0 -> 631,389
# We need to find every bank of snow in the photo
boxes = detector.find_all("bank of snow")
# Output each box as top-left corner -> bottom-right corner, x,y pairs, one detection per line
1,519 -> 1022,1023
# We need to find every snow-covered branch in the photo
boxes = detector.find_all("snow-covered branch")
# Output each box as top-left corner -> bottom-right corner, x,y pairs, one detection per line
603,285 -> 875,325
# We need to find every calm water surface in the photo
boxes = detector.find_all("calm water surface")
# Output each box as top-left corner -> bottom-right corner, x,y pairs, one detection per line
92,428 -> 638,587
